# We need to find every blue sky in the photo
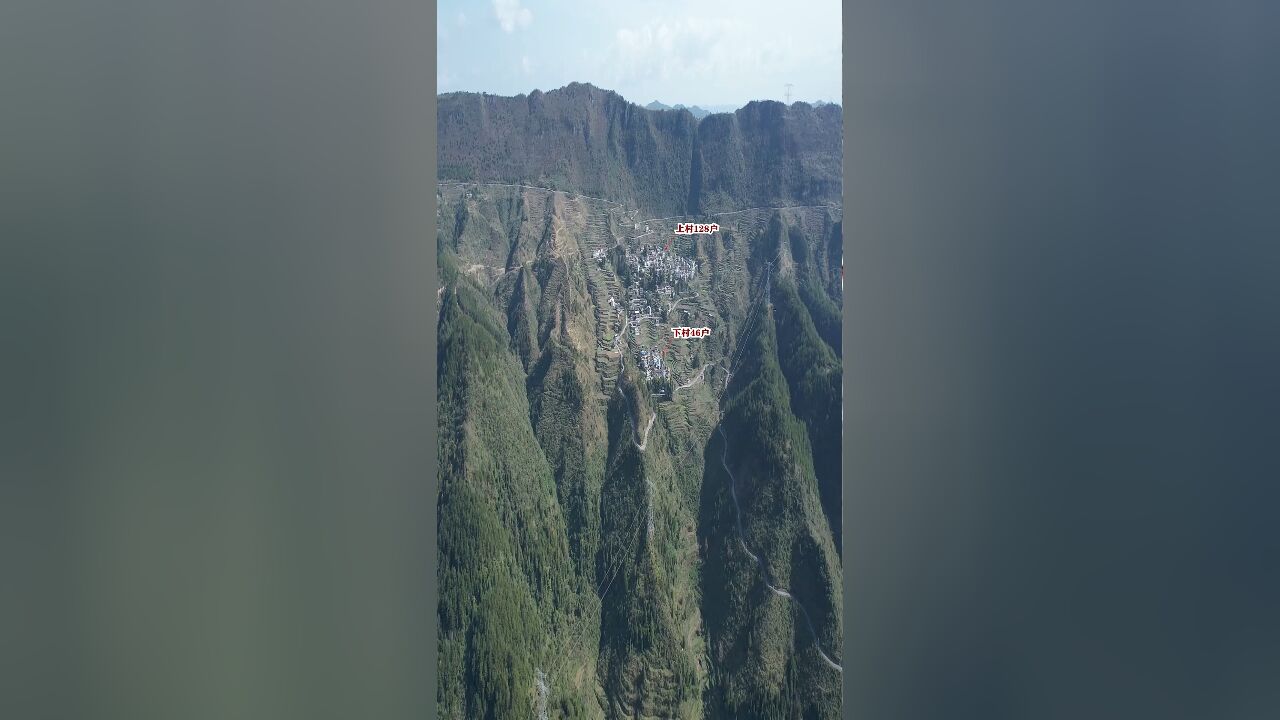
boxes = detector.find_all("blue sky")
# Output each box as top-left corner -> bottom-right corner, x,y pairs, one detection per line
436,0 -> 841,108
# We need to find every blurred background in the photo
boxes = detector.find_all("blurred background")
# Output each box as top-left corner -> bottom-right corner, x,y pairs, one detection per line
846,2 -> 1280,717
2,1 -> 1279,719
1,2 -> 436,718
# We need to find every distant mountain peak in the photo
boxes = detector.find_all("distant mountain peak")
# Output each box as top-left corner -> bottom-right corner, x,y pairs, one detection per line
645,100 -> 713,119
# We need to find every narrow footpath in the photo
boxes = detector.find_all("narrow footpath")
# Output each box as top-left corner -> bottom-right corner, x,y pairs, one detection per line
717,421 -> 843,672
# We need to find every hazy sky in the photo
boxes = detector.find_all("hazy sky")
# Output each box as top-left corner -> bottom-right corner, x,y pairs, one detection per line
436,0 -> 841,107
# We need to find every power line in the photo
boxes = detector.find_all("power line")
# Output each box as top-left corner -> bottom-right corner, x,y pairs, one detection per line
720,286 -> 763,380
547,260 -> 771,690
722,262 -> 771,388
545,382 -> 660,685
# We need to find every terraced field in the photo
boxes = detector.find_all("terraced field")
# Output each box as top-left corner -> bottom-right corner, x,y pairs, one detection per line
438,179 -> 843,719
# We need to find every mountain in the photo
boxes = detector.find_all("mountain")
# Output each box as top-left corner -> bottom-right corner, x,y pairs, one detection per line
438,83 -> 842,217
646,100 -> 714,119
438,83 -> 843,719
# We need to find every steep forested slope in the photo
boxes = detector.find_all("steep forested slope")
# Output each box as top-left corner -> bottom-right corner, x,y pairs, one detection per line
437,261 -> 579,719
698,306 -> 843,720
437,84 -> 843,719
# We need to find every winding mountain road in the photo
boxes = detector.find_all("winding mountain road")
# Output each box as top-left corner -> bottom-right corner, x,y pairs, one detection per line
615,367 -> 659,452
634,411 -> 657,451
717,422 -> 843,673
667,291 -> 699,317
676,363 -> 713,391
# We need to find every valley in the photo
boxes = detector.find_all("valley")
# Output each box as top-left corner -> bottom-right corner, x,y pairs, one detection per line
437,84 -> 843,720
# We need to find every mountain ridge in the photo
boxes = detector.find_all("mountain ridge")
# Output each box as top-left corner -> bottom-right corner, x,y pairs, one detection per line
438,83 -> 842,217
437,82 -> 843,719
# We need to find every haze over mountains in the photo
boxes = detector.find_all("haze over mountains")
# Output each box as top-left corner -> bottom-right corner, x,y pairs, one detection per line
644,100 -> 834,119
437,83 -> 843,719
643,101 -> 729,119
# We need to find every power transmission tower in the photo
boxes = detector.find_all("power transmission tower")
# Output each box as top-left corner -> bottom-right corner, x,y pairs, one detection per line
784,83 -> 794,104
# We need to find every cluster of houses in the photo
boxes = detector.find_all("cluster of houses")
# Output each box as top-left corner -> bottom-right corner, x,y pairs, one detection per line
629,297 -> 656,337
635,346 -> 670,383
590,229 -> 701,381
625,245 -> 697,286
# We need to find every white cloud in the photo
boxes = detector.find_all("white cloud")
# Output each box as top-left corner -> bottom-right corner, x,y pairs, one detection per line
602,13 -> 840,103
613,17 -> 759,83
493,0 -> 532,33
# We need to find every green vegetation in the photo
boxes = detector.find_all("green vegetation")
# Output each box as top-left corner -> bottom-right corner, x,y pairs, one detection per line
437,84 -> 843,719
787,217 -> 843,357
438,268 -> 578,719
771,274 -> 843,553
698,301 -> 842,719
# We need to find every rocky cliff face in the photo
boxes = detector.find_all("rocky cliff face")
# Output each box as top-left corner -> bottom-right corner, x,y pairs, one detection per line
437,83 -> 843,720
438,83 -> 842,216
